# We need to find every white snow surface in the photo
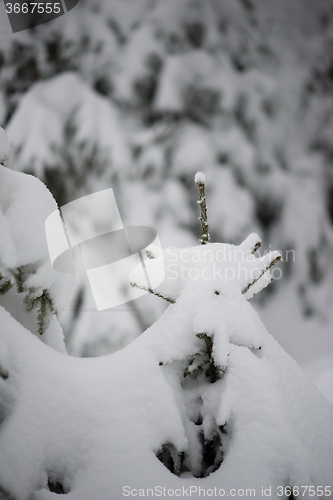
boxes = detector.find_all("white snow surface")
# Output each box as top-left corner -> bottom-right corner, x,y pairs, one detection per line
6,72 -> 130,178
303,356 -> 333,405
0,237 -> 332,499
2,0 -> 333,376
0,165 -> 73,351
0,128 -> 10,164
130,233 -> 279,303
194,171 -> 206,184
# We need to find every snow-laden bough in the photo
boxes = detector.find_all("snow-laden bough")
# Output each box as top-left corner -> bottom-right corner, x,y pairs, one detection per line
0,163 -> 332,500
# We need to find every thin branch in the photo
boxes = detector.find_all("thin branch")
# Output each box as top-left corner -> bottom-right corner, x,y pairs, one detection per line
130,282 -> 175,304
0,276 -> 13,295
251,241 -> 262,254
195,172 -> 210,245
242,255 -> 282,295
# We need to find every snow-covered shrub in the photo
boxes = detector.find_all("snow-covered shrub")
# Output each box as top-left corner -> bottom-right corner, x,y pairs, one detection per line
0,170 -> 332,499
1,0 -> 333,398
0,128 -> 72,352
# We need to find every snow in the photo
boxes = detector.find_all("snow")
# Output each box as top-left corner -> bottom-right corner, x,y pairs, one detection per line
303,356 -> 333,405
0,3 -> 333,492
0,128 -> 10,165
6,72 -> 130,178
194,171 -> 206,184
0,164 -> 73,351
0,166 -> 57,268
130,234 -> 280,304
154,50 -> 216,112
113,23 -> 164,103
172,124 -> 216,176
0,140 -> 332,496
0,235 -> 332,498
1,0 -> 332,390
208,167 -> 258,243
90,0 -> 150,38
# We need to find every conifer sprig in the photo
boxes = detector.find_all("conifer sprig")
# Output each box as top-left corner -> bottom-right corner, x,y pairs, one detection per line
130,282 -> 175,304
24,289 -> 55,335
0,274 -> 13,295
0,266 -> 56,335
195,172 -> 210,245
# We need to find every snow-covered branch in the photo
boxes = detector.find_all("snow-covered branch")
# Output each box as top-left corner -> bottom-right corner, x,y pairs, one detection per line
195,172 -> 210,245
130,281 -> 175,304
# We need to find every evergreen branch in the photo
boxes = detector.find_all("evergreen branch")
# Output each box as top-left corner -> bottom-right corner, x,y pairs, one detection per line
242,255 -> 282,295
196,333 -> 224,383
1,264 -> 57,335
23,290 -> 39,312
183,353 -> 207,378
15,268 -> 25,293
0,363 -> 9,380
251,241 -> 262,254
195,173 -> 210,245
145,250 -> 154,260
24,289 -> 56,335
0,484 -> 16,500
130,282 -> 175,304
156,443 -> 185,477
240,234 -> 262,255
36,290 -> 55,335
0,275 -> 13,295
197,333 -> 213,353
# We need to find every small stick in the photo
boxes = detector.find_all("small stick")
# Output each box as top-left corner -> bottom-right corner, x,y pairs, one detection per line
130,282 -> 175,304
242,255 -> 282,295
195,172 -> 210,245
252,241 -> 262,254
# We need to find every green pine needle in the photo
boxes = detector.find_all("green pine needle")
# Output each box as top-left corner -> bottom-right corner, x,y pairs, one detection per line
0,277 -> 13,295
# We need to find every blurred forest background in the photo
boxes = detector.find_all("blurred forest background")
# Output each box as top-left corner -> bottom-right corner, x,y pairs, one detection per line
0,0 -> 332,400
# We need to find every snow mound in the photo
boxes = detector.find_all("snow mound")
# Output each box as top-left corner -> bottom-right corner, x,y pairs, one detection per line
194,171 -> 206,184
6,72 -> 130,177
303,356 -> 333,404
0,128 -> 10,164
0,164 -> 73,351
0,236 -> 332,499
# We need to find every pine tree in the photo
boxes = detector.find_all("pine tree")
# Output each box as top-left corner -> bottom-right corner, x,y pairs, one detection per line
0,128 -> 72,350
0,171 -> 332,499
1,0 -> 333,369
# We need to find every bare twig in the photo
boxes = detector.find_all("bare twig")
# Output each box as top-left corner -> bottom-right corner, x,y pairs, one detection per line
251,241 -> 262,254
130,282 -> 175,304
242,255 -> 282,295
195,172 -> 210,245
